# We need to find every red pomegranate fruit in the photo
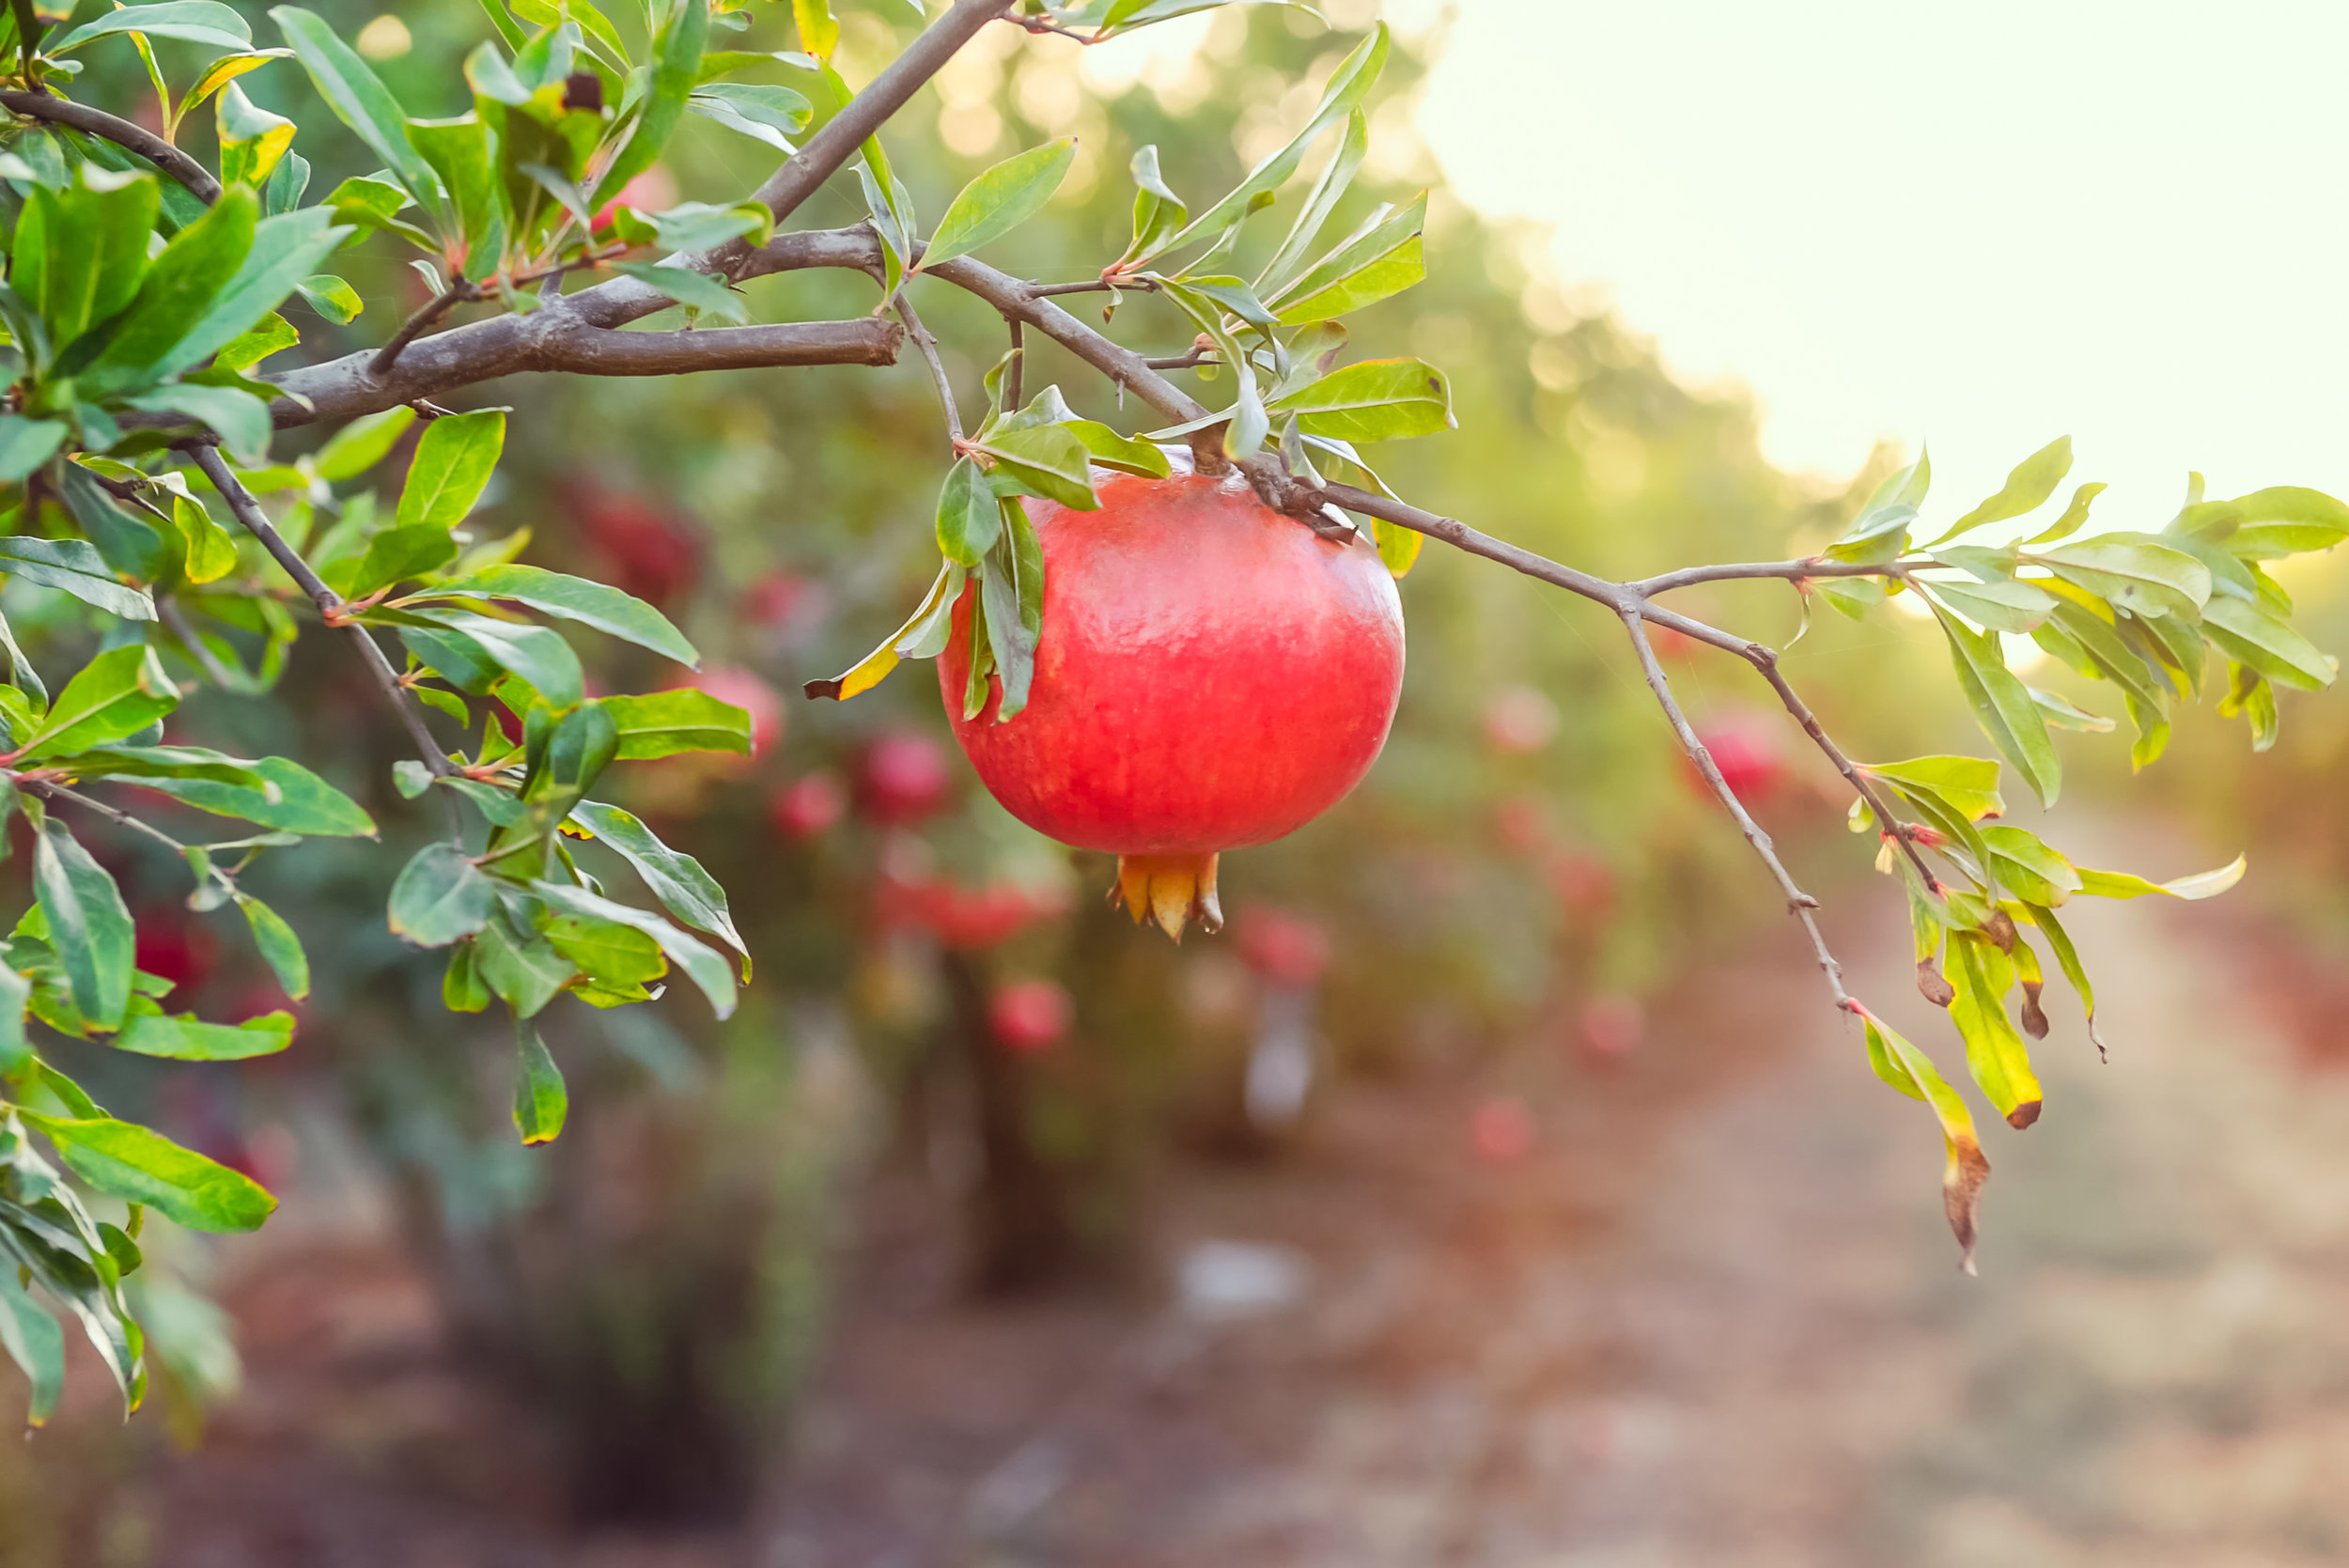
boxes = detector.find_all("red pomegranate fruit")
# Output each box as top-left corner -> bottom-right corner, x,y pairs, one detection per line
939,474 -> 1405,939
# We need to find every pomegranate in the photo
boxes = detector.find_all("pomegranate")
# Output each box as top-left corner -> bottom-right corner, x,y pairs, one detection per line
939,474 -> 1405,939
1481,685 -> 1559,753
856,731 -> 950,824
1237,907 -> 1332,987
770,771 -> 845,838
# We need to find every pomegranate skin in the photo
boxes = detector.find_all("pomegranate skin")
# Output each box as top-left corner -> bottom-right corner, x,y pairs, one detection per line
940,473 -> 1405,856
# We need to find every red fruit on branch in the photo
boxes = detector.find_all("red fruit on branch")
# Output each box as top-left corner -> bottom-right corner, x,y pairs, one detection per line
940,474 -> 1406,939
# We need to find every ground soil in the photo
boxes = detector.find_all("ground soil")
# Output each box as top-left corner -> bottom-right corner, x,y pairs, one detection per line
21,818 -> 2349,1568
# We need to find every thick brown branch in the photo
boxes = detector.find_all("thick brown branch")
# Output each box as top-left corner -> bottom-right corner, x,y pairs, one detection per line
1616,605 -> 1853,1012
0,89 -> 222,204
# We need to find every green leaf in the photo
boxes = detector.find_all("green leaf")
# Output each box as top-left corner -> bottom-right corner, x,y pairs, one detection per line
0,536 -> 154,621
568,800 -> 747,973
611,262 -> 746,323
51,0 -> 249,52
387,842 -> 493,947
511,1021 -> 566,1144
13,169 -> 160,357
214,81 -> 293,190
19,644 -> 178,758
1918,574 -> 2055,634
919,137 -> 1076,272
1859,1006 -> 1990,1272
0,1272 -> 65,1427
973,423 -> 1099,512
405,115 -> 504,278
1948,934 -> 2044,1128
237,895 -> 308,1001
2027,536 -> 2211,622
1064,421 -> 1170,478
112,1007 -> 293,1061
295,273 -> 361,323
2020,481 -> 2106,546
387,608 -> 583,708
1148,23 -> 1387,264
1928,603 -> 2061,808
21,1112 -> 273,1233
1117,144 -> 1188,269
2199,595 -> 2336,691
154,207 -> 351,380
637,198 -> 774,254
1857,754 -> 2005,821
270,6 -> 448,232
2171,485 -> 2349,558
802,558 -> 963,702
934,457 -> 1000,567
591,0 -> 708,205
339,523 -> 459,599
1926,436 -> 2073,547
1978,824 -> 2083,907
1256,107 -> 1369,298
1268,192 -> 1426,324
79,186 -> 257,394
313,406 -> 416,481
686,83 -> 808,153
0,418 -> 69,484
120,384 -> 272,466
1265,357 -> 1454,443
107,752 -> 373,835
31,817 -> 133,1033
2019,902 -> 2103,1056
52,461 -> 170,584
396,410 -> 504,533
529,880 -> 734,1018
213,311 -> 299,374
2073,854 -> 2247,902
2028,686 -> 2113,733
597,690 -> 751,761
473,902 -> 574,1017
1823,502 -> 1916,567
541,905 -> 667,986
402,563 -> 696,665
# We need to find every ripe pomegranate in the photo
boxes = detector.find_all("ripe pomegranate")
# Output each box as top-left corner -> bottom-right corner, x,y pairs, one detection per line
940,474 -> 1405,939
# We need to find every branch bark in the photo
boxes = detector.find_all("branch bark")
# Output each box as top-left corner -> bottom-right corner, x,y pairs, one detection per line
0,89 -> 222,203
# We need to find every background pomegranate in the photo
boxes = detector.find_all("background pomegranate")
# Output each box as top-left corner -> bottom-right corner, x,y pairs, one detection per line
940,474 -> 1406,939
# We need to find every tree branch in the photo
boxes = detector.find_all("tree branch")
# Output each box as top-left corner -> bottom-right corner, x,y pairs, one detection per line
1616,605 -> 1853,1012
0,89 -> 222,204
894,296 -> 963,445
181,443 -> 465,837
1630,557 -> 1917,596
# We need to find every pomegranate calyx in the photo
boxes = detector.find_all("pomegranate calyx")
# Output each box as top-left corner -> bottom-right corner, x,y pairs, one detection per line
1113,852 -> 1223,943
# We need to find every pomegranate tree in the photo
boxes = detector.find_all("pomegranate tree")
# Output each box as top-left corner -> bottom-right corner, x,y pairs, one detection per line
938,472 -> 1405,939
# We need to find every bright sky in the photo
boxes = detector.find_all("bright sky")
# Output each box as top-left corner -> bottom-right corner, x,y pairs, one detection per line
1413,1 -> 2349,523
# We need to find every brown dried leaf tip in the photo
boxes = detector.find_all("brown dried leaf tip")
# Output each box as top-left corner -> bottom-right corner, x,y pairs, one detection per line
1916,955 -> 1956,1008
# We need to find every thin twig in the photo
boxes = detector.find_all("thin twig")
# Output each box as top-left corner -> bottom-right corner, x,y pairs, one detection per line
16,777 -> 199,860
1631,557 -> 1919,596
180,442 -> 465,838
1142,348 -> 1213,371
894,296 -> 963,446
1739,645 -> 1939,888
0,89 -> 221,204
369,282 -> 480,379
1002,318 -> 1024,412
1617,605 -> 1853,1013
159,597 -> 240,691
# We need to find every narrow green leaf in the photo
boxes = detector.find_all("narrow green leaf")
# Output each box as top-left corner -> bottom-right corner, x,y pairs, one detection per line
112,1007 -> 293,1060
1919,575 -> 2055,634
1265,357 -> 1454,443
386,608 -> 583,708
2028,536 -> 2211,622
1856,754 -> 2004,822
214,81 -> 293,190
2200,595 -> 2336,691
19,644 -> 178,759
592,0 -> 709,205
1948,934 -> 2043,1128
530,880 -> 734,1018
568,800 -> 748,972
406,563 -> 696,665
1926,436 -> 2073,547
237,895 -> 308,1000
1928,603 -> 2061,807
611,262 -> 746,322
801,558 -> 961,702
597,689 -> 751,760
387,842 -> 493,947
80,187 -> 258,393
511,1021 -> 566,1143
0,418 -> 69,485
920,137 -> 1077,272
1858,1006 -> 1989,1272
974,423 -> 1099,512
270,6 -> 448,231
0,1274 -> 65,1426
22,1112 -> 274,1232
50,1 -> 250,52
2073,854 -> 2247,902
396,410 -> 504,534
934,457 -> 1000,567
340,523 -> 460,599
53,461 -> 170,584
153,207 -> 351,379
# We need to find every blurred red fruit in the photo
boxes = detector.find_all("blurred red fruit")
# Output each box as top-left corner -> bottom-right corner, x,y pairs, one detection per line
771,772 -> 846,838
1651,625 -> 1703,662
857,731 -> 949,825
741,569 -> 828,643
988,978 -> 1072,1054
1482,684 -> 1559,753
1237,907 -> 1332,987
922,880 -> 1061,951
1493,796 -> 1551,854
1580,992 -> 1645,1059
687,665 -> 782,755
1471,1096 -> 1535,1163
134,914 -> 216,992
1687,710 -> 1784,801
590,164 -> 678,233
563,479 -> 704,605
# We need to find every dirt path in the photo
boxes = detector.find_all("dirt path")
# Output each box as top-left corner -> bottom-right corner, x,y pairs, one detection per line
43,819 -> 2349,1567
